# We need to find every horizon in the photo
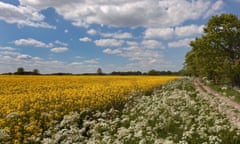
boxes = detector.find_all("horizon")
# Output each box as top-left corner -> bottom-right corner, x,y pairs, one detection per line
1,67 -> 180,75
0,0 -> 240,74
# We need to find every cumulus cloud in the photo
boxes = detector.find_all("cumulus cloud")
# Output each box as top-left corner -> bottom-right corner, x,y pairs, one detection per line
75,56 -> 84,59
17,54 -> 32,60
126,41 -> 139,47
14,38 -> 52,48
87,29 -> 97,35
103,48 -> 122,54
0,49 -> 101,74
144,24 -> 205,39
13,39 -> 71,53
50,47 -> 68,53
0,1 -> 55,29
0,51 -> 20,57
0,47 -> 16,51
101,32 -> 133,39
119,47 -> 172,69
79,37 -> 92,42
54,40 -> 68,47
175,25 -> 205,37
94,39 -> 124,47
142,40 -> 163,49
64,29 -> 69,33
204,0 -> 224,18
70,62 -> 83,65
101,39 -> 172,70
18,0 -> 223,28
84,58 -> 99,64
144,28 -> 175,39
168,38 -> 194,48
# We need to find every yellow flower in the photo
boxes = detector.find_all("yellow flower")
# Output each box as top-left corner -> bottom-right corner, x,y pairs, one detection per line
0,75 -> 179,142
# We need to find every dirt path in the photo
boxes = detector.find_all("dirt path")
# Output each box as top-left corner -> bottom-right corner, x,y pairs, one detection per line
193,78 -> 240,129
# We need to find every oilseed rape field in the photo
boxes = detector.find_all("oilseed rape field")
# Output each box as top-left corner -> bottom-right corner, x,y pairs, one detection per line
0,75 -> 178,143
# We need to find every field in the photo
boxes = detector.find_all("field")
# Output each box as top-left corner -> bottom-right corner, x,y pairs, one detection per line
43,78 -> 240,144
0,75 -> 178,143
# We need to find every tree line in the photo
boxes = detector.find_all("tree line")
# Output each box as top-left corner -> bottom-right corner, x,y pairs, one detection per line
1,67 -> 180,76
184,14 -> 240,87
12,67 -> 40,75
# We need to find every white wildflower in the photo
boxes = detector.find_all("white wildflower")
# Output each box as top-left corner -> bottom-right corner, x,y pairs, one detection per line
6,111 -> 19,118
0,129 -> 9,140
117,127 -> 130,138
134,130 -> 142,138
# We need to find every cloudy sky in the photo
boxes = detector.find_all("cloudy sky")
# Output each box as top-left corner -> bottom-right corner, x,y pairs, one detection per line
0,0 -> 239,74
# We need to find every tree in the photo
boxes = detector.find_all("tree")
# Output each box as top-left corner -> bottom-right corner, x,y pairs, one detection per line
185,14 -> 240,86
148,69 -> 158,75
16,67 -> 25,75
97,68 -> 103,75
33,69 -> 40,75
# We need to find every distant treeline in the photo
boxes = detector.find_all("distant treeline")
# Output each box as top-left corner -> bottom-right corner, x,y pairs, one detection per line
1,67 -> 181,76
111,70 -> 179,75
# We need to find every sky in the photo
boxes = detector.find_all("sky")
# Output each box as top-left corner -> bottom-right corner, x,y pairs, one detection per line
0,0 -> 239,74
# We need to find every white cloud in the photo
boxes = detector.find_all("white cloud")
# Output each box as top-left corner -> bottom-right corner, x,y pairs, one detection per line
0,51 -> 20,57
70,62 -> 83,65
0,49 -> 41,65
175,25 -> 205,37
204,0 -> 224,18
50,47 -> 68,53
101,32 -> 132,39
97,39 -> 173,70
0,1 -> 55,29
144,28 -> 174,39
94,39 -> 124,47
168,38 -> 194,48
18,0 -> 223,28
126,41 -> 138,47
64,29 -> 69,33
0,50 -> 101,74
17,54 -> 32,60
79,37 -> 92,42
0,47 -> 16,51
54,40 -> 68,47
14,38 -> 52,48
103,48 -> 122,54
144,24 -> 204,39
14,39 -> 71,53
87,29 -> 97,35
142,40 -> 163,49
119,47 -> 172,70
75,56 -> 84,59
84,58 -> 99,64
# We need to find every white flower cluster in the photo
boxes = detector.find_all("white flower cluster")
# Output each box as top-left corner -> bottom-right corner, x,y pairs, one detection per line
41,78 -> 240,144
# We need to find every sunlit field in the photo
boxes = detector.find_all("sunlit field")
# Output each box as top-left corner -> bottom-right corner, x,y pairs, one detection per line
0,75 -> 178,143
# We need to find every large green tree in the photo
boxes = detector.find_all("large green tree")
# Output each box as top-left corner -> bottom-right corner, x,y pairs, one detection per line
185,14 -> 240,86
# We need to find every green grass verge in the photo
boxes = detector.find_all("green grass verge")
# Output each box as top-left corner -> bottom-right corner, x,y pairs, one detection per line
208,83 -> 240,103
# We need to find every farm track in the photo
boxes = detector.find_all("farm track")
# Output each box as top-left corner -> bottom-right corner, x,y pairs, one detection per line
193,78 -> 240,129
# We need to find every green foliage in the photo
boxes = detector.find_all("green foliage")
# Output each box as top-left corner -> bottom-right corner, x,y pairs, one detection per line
97,68 -> 103,75
14,67 -> 41,75
208,83 -> 240,103
16,67 -> 24,75
185,13 -> 240,87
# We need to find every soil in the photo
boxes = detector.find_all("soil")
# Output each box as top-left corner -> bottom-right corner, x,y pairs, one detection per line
193,78 -> 240,129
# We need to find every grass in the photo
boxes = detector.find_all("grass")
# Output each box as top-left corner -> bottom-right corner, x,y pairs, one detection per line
208,83 -> 240,103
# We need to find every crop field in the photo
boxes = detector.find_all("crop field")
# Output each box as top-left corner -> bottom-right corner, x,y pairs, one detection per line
0,75 -> 178,143
43,78 -> 240,144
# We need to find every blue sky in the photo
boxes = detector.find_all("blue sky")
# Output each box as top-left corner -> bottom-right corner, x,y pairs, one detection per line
0,0 -> 239,74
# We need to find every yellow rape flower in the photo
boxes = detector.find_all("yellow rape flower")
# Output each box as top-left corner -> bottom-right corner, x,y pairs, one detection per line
0,75 -> 179,143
